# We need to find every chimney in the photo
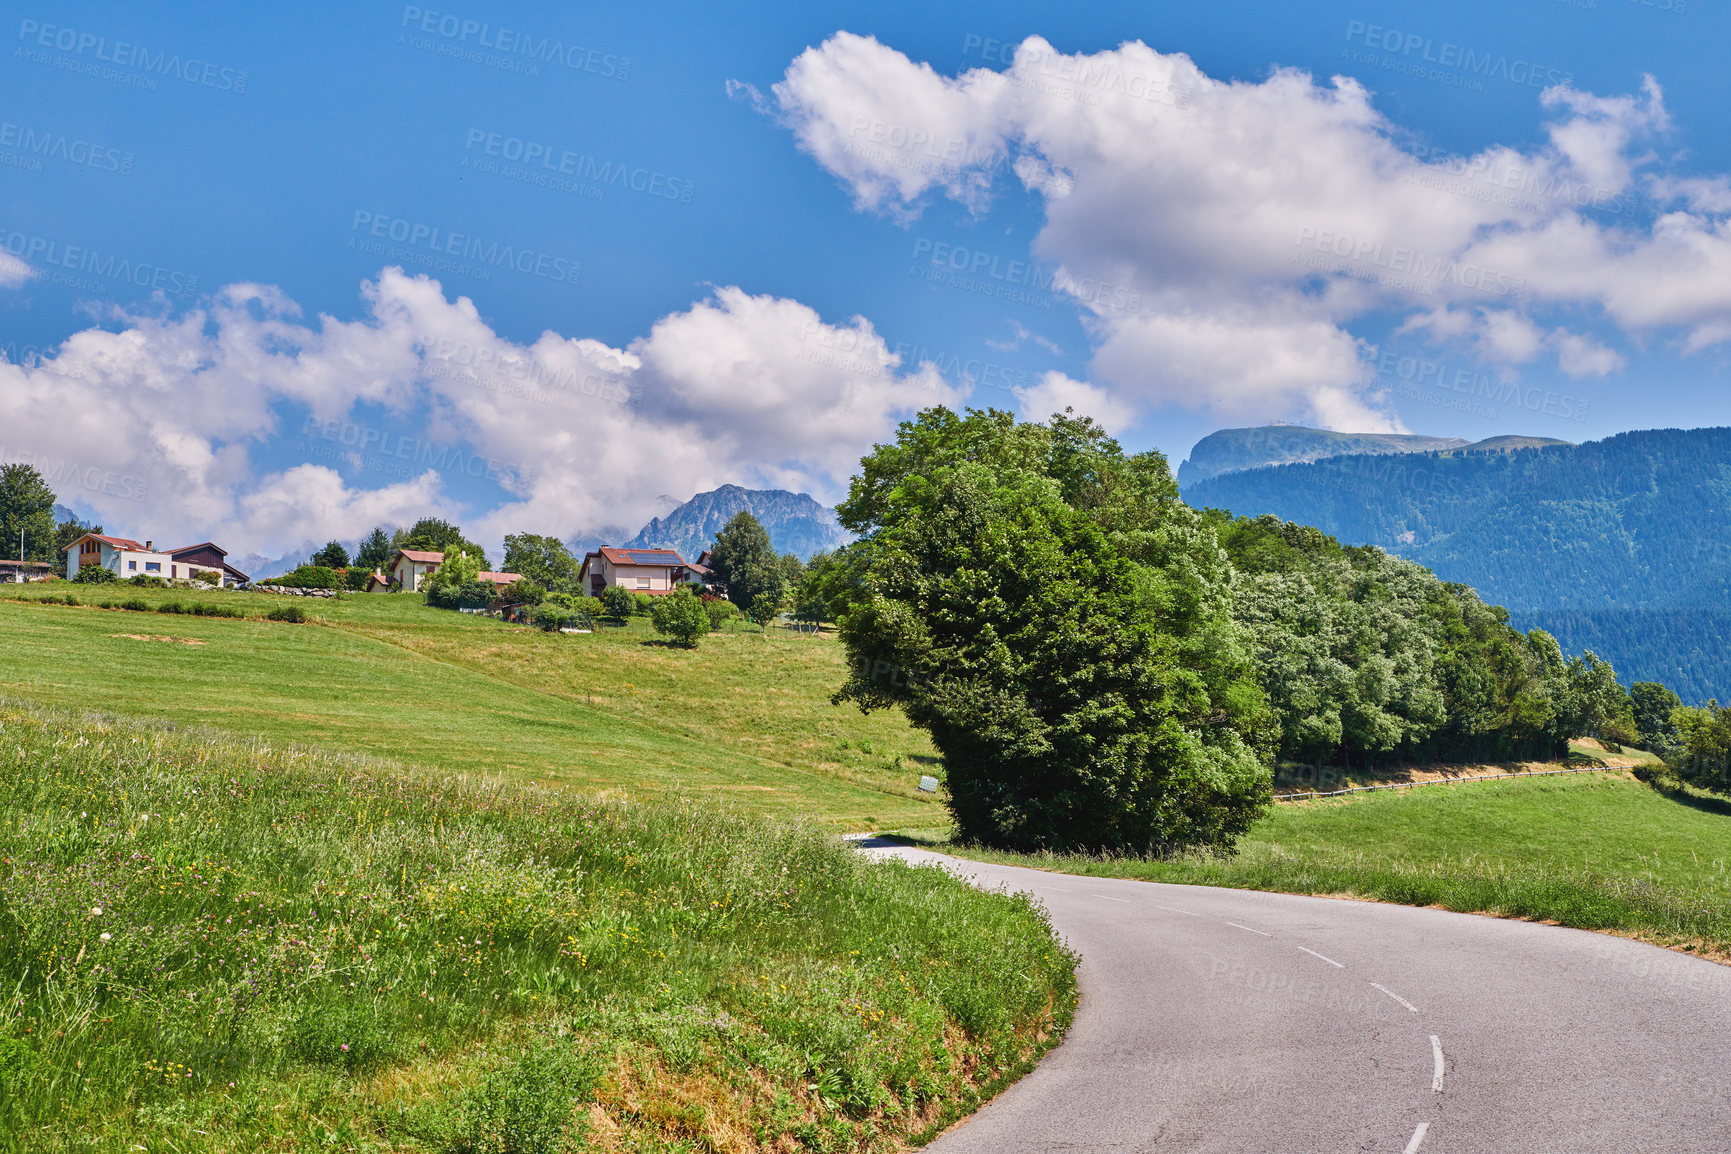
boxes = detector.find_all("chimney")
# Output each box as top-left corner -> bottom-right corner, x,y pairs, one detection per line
145,541 -> 153,551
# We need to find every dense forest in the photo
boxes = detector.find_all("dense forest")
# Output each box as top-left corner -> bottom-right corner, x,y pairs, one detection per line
1184,427 -> 1731,701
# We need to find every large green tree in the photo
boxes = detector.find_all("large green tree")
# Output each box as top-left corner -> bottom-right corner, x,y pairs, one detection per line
311,540 -> 350,569
0,464 -> 58,564
709,511 -> 786,611
54,516 -> 102,559
502,533 -> 580,593
354,527 -> 393,573
829,408 -> 1273,856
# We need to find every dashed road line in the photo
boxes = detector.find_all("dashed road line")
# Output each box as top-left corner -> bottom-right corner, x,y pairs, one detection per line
1403,1122 -> 1429,1153
1297,945 -> 1345,968
1431,1035 -> 1445,1092
1098,895 -> 1131,903
1225,921 -> 1271,936
1151,903 -> 1200,916
1370,982 -> 1421,1013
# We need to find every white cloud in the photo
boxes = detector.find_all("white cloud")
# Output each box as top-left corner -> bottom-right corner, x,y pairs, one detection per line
1013,371 -> 1135,433
1,269 -> 956,558
770,35 -> 1731,425
0,253 -> 34,289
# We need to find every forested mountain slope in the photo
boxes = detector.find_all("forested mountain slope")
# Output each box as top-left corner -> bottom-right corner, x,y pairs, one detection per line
1185,427 -> 1731,700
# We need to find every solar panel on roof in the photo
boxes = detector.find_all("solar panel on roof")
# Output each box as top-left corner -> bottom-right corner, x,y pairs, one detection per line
626,550 -> 683,565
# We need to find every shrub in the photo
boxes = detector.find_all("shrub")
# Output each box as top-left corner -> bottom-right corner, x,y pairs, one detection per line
457,580 -> 494,610
268,604 -> 307,623
72,566 -> 117,585
746,592 -> 782,630
703,597 -> 739,632
650,587 -> 708,648
157,602 -> 186,615
120,598 -> 150,612
599,584 -> 633,621
529,605 -> 581,632
498,578 -> 546,606
632,592 -> 654,616
275,565 -> 341,590
343,567 -> 371,591
191,603 -> 243,619
128,574 -> 167,588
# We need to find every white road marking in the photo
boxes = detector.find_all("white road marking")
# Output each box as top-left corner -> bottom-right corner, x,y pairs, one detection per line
1297,946 -> 1345,968
1152,904 -> 1200,916
1404,1122 -> 1429,1153
1098,895 -> 1131,903
1225,921 -> 1271,936
1431,1035 -> 1445,1092
1370,982 -> 1421,1013
1044,887 -> 1073,892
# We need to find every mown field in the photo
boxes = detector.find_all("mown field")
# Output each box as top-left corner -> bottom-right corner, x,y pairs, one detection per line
923,768 -> 1731,959
0,702 -> 1075,1153
0,588 -> 942,830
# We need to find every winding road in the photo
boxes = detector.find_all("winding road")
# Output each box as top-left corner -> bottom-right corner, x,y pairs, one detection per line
858,841 -> 1731,1153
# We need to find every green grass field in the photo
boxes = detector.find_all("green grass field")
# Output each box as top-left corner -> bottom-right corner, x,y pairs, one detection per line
0,702 -> 1074,1153
0,588 -> 942,829
923,769 -> 1731,957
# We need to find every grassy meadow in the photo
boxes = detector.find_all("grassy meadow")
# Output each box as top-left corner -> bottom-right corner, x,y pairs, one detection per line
0,587 -> 942,830
0,702 -> 1075,1153
923,768 -> 1731,958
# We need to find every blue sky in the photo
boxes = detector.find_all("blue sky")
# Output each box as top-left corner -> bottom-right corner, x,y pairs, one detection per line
2,0 -> 1727,557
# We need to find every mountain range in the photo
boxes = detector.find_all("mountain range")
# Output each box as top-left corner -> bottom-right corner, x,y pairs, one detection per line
624,484 -> 848,561
1183,426 -> 1731,702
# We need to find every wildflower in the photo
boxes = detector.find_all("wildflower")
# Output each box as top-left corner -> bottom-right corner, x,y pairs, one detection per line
100,933 -> 111,942
92,907 -> 102,916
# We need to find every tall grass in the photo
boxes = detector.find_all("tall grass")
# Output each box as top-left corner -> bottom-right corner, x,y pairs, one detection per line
0,702 -> 1075,1152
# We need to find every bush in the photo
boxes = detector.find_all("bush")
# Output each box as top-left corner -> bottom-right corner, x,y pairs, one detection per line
458,580 -> 494,610
650,587 -> 708,648
632,592 -> 654,616
599,584 -> 634,621
268,605 -> 307,623
529,605 -> 582,632
275,565 -> 341,590
72,566 -> 117,585
120,598 -> 150,612
343,567 -> 371,591
157,602 -> 186,614
498,578 -> 546,606
703,597 -> 739,632
128,574 -> 167,588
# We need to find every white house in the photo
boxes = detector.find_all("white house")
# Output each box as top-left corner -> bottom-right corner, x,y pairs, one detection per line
62,533 -> 244,585
578,547 -> 697,596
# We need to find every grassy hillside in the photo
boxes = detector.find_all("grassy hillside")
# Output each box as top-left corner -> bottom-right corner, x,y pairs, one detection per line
926,769 -> 1731,958
0,587 -> 941,829
0,703 -> 1075,1153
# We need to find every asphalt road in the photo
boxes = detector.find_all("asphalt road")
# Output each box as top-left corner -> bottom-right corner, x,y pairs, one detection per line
857,840 -> 1731,1153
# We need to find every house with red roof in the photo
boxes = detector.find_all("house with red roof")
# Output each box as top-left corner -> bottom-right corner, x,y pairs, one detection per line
61,532 -> 247,586
578,547 -> 700,596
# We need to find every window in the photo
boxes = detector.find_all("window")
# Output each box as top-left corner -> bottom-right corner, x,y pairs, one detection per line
128,560 -> 137,571
145,562 -> 161,572
637,576 -> 651,589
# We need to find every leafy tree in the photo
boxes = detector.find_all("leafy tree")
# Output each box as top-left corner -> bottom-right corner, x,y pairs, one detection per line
1560,652 -> 1635,750
354,527 -> 393,572
396,518 -> 490,570
650,587 -> 708,647
276,565 -> 341,590
709,511 -> 786,610
704,596 -> 739,632
747,592 -> 783,631
0,464 -> 57,564
830,407 -> 1273,856
1670,702 -> 1731,791
502,533 -> 580,592
599,584 -> 634,621
1630,682 -> 1683,753
423,547 -> 483,600
311,540 -> 350,569
497,578 -> 546,606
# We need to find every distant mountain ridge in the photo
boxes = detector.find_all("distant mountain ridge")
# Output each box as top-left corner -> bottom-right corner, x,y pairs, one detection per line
624,484 -> 848,561
1177,426 -> 1570,488
1185,426 -> 1731,700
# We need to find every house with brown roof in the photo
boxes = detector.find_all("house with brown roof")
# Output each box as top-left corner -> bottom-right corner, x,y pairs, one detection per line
386,548 -> 524,593
578,547 -> 699,596
61,532 -> 245,586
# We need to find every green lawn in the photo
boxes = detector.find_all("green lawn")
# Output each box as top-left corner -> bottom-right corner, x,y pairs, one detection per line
922,771 -> 1731,957
0,588 -> 942,829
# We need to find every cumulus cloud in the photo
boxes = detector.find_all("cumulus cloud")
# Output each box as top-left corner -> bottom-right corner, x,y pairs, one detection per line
770,33 -> 1730,426
0,269 -> 957,557
1012,371 -> 1135,433
0,253 -> 33,289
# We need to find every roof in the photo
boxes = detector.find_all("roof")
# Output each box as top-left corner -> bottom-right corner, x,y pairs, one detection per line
60,532 -> 149,553
166,541 -> 228,558
476,571 -> 522,585
593,546 -> 688,568
393,548 -> 445,564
